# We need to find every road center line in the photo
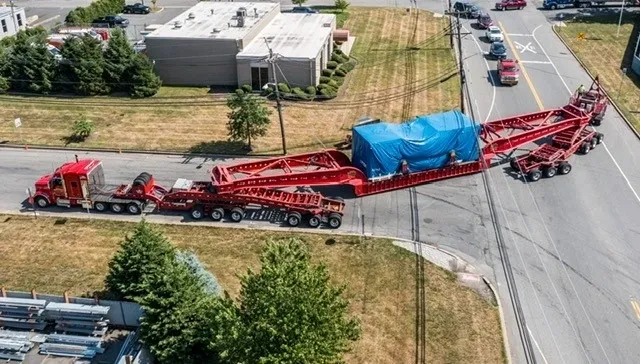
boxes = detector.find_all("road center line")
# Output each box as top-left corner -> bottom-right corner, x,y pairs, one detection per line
519,60 -> 552,64
630,300 -> 640,320
463,25 -> 496,123
499,22 -> 544,111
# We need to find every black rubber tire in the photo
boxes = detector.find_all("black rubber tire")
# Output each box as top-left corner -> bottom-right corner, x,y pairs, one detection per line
34,196 -> 49,208
591,118 -> 602,126
543,166 -> 557,178
111,203 -> 124,213
94,201 -> 107,212
190,206 -> 204,220
589,137 -> 597,149
509,158 -> 519,171
308,214 -> 322,228
229,207 -> 244,222
210,207 -> 224,221
133,172 -> 152,186
558,162 -> 572,175
551,4 -> 557,8
328,213 -> 343,229
581,142 -> 591,154
286,212 -> 302,227
596,133 -> 604,144
127,202 -> 141,215
528,169 -> 542,182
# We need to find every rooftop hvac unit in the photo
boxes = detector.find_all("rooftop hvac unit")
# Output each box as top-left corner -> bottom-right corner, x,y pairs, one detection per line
323,22 -> 332,27
237,7 -> 247,17
188,12 -> 195,19
254,8 -> 258,18
211,27 -> 221,33
237,15 -> 245,27
173,21 -> 182,28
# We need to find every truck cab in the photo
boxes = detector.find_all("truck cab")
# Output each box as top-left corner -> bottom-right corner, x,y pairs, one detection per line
498,59 -> 519,85
542,0 -> 574,9
33,158 -> 104,208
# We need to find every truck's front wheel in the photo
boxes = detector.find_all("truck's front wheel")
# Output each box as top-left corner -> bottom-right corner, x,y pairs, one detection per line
34,196 -> 49,208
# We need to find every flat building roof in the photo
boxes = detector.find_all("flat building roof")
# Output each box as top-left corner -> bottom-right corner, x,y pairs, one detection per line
0,6 -> 25,18
237,13 -> 335,60
145,1 -> 279,40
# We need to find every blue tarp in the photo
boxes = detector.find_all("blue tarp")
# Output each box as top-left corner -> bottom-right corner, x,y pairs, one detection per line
351,110 -> 480,179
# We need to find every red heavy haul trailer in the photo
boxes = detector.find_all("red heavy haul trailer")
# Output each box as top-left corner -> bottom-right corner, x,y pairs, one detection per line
32,79 -> 606,228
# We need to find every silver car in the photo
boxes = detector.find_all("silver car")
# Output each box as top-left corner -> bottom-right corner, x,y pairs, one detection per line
485,26 -> 504,43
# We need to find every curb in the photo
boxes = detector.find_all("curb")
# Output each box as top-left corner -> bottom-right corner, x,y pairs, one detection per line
0,143 -> 281,159
552,24 -> 640,140
483,276 -> 512,364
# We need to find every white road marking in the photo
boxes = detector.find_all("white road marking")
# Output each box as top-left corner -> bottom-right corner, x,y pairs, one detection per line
531,24 -> 640,205
519,60 -> 552,64
30,15 -> 59,27
463,25 -> 496,123
514,41 -> 537,54
507,33 -> 534,37
528,326 -> 551,364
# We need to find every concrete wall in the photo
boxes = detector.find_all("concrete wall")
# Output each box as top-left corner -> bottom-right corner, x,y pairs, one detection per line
237,58 -> 315,88
5,290 -> 144,327
0,7 -> 27,39
145,37 -> 240,86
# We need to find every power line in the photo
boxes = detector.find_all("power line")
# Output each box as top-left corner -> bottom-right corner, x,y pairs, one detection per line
264,37 -> 287,155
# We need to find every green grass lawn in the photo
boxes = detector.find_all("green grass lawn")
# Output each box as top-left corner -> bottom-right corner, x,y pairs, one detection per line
557,13 -> 640,132
0,214 -> 504,364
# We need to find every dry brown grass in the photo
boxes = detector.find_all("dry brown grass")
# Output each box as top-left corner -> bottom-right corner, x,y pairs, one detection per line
0,214 -> 502,364
557,14 -> 640,132
0,7 -> 458,154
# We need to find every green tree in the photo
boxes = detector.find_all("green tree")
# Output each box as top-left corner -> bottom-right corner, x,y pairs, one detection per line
292,0 -> 308,6
61,35 -> 109,95
103,29 -> 134,92
105,220 -> 176,300
137,259 -> 233,364
335,0 -> 350,12
0,45 -> 11,93
226,90 -> 272,150
230,238 -> 361,363
176,250 -> 222,296
128,53 -> 162,98
9,29 -> 56,94
70,117 -> 94,141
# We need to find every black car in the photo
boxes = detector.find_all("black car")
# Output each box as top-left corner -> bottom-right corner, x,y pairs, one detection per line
453,1 -> 481,18
123,3 -> 150,14
92,15 -> 130,28
489,41 -> 507,59
288,6 -> 318,13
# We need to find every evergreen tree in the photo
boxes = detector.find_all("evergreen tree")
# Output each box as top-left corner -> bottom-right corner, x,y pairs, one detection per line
230,238 -> 361,363
128,53 -> 161,97
61,35 -> 109,95
226,90 -> 272,150
137,260 -> 233,364
103,29 -> 134,91
0,45 -> 10,93
105,220 -> 176,300
9,29 -> 56,94
176,250 -> 222,296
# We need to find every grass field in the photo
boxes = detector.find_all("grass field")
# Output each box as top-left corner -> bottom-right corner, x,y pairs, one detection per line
0,7 -> 459,154
0,214 -> 503,364
557,13 -> 640,132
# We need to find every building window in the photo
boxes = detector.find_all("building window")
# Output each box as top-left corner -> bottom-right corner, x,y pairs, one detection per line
251,67 -> 269,91
16,13 -> 22,27
1,20 -> 6,33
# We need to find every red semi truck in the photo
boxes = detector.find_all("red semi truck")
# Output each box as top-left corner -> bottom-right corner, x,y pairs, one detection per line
31,79 -> 607,227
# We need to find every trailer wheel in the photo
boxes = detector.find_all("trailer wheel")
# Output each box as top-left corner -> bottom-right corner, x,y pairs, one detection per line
591,117 -> 602,126
286,212 -> 302,227
127,202 -> 141,215
308,214 -> 322,228
210,207 -> 224,221
509,158 -> 519,171
229,207 -> 244,223
558,162 -> 572,175
34,196 -> 49,208
543,166 -> 557,178
550,3 -> 557,8
589,137 -> 597,149
580,142 -> 591,154
110,203 -> 124,213
190,206 -> 204,220
527,169 -> 542,182
596,133 -> 604,144
328,213 -> 343,229
94,201 -> 107,212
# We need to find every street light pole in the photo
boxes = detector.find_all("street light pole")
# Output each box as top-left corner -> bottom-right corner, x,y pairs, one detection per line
616,0 -> 625,37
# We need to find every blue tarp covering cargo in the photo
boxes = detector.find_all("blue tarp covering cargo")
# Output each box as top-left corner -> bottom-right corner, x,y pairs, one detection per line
351,110 -> 480,179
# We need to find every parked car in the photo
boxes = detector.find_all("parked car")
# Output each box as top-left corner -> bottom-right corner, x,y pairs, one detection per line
495,0 -> 527,10
489,41 -> 507,59
477,13 -> 493,29
485,26 -> 504,42
123,3 -> 150,14
453,1 -> 481,18
92,15 -> 129,28
287,6 -> 318,13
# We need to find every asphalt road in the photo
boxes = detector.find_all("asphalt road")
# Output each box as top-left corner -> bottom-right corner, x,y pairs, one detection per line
3,0 -> 640,363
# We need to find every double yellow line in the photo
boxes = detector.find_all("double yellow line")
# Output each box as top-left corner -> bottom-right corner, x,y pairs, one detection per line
498,21 -> 545,111
631,299 -> 640,320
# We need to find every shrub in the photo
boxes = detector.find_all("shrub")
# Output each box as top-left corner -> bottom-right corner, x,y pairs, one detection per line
66,0 -> 126,25
261,86 -> 274,97
305,86 -> 317,95
291,87 -> 312,100
241,84 -> 253,93
71,118 -> 94,141
319,76 -> 331,84
334,49 -> 344,55
331,53 -> 344,63
277,82 -> 291,93
235,88 -> 245,95
327,79 -> 339,88
319,87 -> 337,99
322,69 -> 334,77
334,68 -> 346,77
341,60 -> 356,73
326,61 -> 338,70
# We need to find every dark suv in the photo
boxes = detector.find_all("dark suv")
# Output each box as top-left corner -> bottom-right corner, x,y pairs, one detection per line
453,1 -> 481,18
123,3 -> 150,14
92,15 -> 129,28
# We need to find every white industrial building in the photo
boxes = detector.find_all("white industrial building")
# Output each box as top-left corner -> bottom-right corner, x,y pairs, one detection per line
143,1 -> 336,89
0,6 -> 27,39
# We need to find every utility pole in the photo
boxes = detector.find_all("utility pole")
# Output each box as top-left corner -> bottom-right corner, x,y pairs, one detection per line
448,0 -> 454,48
264,38 -> 287,155
9,0 -> 17,32
444,10 -> 470,114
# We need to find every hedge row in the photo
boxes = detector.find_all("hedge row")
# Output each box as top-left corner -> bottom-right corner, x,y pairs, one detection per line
66,0 -> 126,25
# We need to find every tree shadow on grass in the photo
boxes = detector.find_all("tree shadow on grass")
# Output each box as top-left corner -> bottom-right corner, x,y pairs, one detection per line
187,140 -> 250,156
60,135 -> 87,146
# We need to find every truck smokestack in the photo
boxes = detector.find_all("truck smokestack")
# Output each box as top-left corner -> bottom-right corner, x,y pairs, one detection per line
75,154 -> 79,163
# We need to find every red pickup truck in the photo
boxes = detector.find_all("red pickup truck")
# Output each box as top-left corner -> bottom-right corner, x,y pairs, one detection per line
498,59 -> 519,86
495,0 -> 526,10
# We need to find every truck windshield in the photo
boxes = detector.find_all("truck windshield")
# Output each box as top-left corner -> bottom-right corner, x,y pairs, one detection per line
491,29 -> 501,34
503,66 -> 516,72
